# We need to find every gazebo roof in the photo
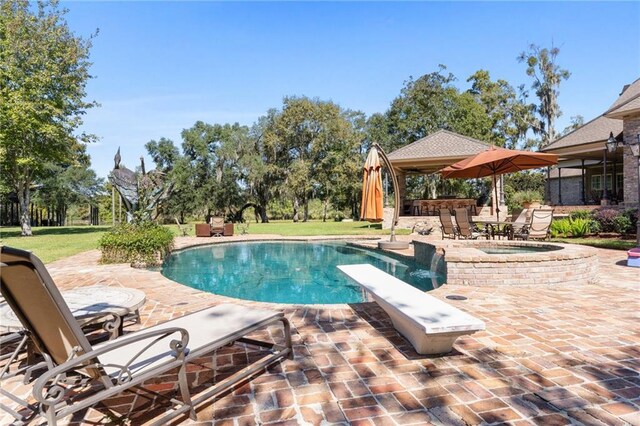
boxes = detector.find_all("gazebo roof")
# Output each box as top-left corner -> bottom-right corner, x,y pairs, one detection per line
387,129 -> 490,174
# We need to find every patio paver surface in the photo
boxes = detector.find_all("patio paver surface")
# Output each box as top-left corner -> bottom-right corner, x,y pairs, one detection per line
1,234 -> 638,425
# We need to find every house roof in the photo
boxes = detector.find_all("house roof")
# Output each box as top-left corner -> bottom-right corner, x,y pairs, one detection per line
604,78 -> 640,118
387,129 -> 490,161
541,115 -> 622,152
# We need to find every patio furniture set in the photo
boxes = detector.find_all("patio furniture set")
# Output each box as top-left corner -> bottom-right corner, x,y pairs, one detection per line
438,208 -> 554,241
195,216 -> 234,237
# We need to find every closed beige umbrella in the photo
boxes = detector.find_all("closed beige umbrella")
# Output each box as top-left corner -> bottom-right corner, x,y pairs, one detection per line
360,147 -> 384,222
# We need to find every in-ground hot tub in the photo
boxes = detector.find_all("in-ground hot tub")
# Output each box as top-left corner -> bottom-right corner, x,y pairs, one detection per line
414,240 -> 599,286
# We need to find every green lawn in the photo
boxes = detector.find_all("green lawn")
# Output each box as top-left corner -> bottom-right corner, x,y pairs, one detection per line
245,220 -> 404,236
550,237 -> 636,251
0,220 -> 398,263
1,226 -> 110,264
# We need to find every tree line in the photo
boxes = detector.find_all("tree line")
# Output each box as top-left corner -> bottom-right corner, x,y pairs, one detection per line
1,0 -> 573,234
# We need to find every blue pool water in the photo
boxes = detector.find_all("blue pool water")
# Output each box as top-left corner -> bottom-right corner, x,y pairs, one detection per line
159,241 -> 443,304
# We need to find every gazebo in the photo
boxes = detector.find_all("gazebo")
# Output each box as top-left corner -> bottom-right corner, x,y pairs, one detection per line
384,130 -> 506,229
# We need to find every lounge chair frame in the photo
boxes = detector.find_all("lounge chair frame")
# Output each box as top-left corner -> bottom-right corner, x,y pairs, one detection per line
438,209 -> 458,239
513,209 -> 554,240
453,208 -> 489,240
0,246 -> 293,426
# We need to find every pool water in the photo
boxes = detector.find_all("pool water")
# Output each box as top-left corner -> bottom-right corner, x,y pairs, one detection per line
158,241 -> 442,304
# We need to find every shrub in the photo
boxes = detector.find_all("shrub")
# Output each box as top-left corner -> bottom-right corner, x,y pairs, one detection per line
621,208 -> 639,232
550,217 -> 595,238
568,210 -> 592,220
509,190 -> 543,210
613,215 -> 633,234
569,218 -> 593,237
550,218 -> 572,238
592,208 -> 619,233
99,222 -> 174,267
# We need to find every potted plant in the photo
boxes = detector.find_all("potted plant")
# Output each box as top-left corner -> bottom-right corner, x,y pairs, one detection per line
514,190 -> 543,209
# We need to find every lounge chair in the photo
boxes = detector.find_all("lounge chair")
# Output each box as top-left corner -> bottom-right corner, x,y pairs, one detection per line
453,208 -> 489,240
0,246 -> 293,425
438,208 -> 458,239
210,216 -> 225,237
507,209 -> 529,240
513,209 -> 554,240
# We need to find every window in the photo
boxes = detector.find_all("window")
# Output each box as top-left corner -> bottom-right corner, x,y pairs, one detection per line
591,174 -> 612,191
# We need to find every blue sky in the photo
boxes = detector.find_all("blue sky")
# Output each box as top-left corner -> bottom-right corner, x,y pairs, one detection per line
63,1 -> 640,178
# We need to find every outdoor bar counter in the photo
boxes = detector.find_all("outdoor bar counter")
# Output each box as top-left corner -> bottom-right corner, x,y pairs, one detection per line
404,198 -> 477,216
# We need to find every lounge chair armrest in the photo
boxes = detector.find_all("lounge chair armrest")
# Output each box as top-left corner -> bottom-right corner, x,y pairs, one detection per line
74,310 -> 122,339
33,326 -> 189,406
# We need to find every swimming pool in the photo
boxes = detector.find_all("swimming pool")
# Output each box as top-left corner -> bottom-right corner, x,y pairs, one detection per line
159,241 -> 442,304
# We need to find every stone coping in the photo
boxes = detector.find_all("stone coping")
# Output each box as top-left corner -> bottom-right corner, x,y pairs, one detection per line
418,240 -> 598,263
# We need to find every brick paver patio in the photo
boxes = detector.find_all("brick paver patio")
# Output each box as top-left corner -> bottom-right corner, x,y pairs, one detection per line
1,234 -> 638,425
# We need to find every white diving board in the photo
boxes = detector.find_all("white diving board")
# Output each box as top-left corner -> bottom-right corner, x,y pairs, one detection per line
338,264 -> 485,355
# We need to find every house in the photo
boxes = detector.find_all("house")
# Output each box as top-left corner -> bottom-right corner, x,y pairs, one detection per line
542,78 -> 640,207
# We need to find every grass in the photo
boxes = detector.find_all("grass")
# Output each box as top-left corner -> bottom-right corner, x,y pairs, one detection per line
0,220 -> 400,263
245,220 -> 407,236
1,226 -> 110,264
550,237 -> 636,251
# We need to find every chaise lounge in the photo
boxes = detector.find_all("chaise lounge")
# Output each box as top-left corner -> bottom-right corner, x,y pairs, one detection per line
0,246 -> 292,425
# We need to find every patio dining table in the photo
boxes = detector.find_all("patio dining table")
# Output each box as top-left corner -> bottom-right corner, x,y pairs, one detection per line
0,285 -> 146,334
473,219 -> 515,240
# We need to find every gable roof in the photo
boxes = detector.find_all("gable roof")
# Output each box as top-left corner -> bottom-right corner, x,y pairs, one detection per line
541,115 -> 623,152
387,129 -> 490,161
604,78 -> 640,118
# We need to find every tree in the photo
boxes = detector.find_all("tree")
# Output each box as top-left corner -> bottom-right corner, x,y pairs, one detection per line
560,115 -> 584,136
258,97 -> 364,222
382,66 -> 493,153
467,70 -> 534,149
35,152 -> 103,226
0,0 -> 97,235
180,121 -> 249,221
518,44 -> 571,148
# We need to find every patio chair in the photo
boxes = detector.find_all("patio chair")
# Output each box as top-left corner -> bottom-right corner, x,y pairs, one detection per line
507,209 -> 529,239
210,216 -> 225,237
453,208 -> 489,240
513,209 -> 554,240
0,246 -> 293,425
438,208 -> 458,239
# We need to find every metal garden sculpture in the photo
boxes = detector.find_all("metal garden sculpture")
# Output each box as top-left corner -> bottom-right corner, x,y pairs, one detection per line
109,148 -> 172,223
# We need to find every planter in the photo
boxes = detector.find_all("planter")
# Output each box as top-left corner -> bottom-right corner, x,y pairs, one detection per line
523,201 -> 541,209
627,248 -> 640,268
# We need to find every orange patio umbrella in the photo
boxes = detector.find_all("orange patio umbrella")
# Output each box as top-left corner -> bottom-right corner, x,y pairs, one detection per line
360,146 -> 384,222
440,146 -> 558,220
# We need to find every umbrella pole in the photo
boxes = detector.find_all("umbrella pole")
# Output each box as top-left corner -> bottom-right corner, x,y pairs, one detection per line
493,173 -> 500,221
